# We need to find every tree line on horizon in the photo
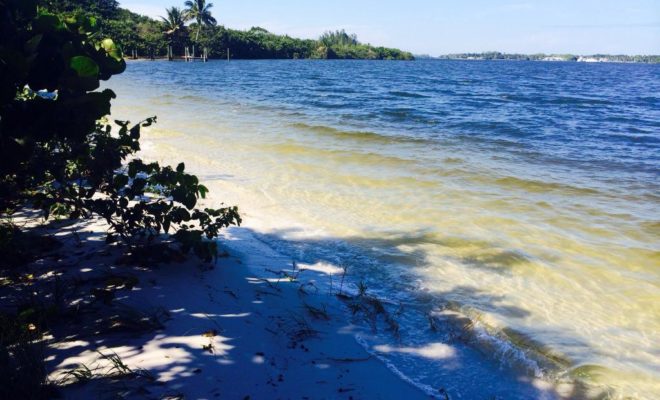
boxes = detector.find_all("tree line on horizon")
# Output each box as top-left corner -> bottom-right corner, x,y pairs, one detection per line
430,51 -> 660,63
41,0 -> 415,60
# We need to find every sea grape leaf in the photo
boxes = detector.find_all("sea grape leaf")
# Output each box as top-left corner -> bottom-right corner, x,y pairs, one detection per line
32,13 -> 63,33
70,56 -> 99,78
129,125 -> 140,139
198,184 -> 208,199
100,39 -> 122,61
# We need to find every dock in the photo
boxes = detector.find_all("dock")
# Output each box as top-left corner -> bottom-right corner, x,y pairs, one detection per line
128,46 -> 230,62
181,46 -> 208,62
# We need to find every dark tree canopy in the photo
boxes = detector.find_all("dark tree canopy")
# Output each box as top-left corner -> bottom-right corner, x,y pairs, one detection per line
34,0 -> 414,60
41,0 -> 119,18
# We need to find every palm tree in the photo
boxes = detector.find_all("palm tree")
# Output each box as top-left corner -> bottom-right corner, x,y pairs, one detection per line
184,0 -> 217,42
161,7 -> 187,35
161,7 -> 189,54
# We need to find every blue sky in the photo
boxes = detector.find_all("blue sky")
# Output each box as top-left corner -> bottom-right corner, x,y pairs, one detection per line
120,0 -> 660,55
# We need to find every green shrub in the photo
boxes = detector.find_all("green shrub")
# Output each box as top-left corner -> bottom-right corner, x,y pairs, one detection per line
0,0 -> 240,264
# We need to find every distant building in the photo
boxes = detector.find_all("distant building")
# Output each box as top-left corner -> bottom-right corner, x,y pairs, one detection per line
577,56 -> 608,63
542,56 -> 565,62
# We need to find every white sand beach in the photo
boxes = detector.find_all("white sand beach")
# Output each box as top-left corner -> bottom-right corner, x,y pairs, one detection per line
27,216 -> 433,399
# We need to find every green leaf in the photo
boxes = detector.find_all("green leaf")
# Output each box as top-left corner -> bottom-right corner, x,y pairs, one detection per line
198,184 -> 209,199
79,15 -> 98,33
100,38 -> 123,61
70,56 -> 99,78
33,13 -> 64,33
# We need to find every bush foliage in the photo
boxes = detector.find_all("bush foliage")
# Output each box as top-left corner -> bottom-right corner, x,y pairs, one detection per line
0,0 -> 241,264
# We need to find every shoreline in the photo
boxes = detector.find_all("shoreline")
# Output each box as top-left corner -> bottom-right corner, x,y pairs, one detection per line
11,211 -> 569,399
123,57 -> 658,64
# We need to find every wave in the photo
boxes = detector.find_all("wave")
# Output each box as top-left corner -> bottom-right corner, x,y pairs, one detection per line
354,335 -> 444,399
501,94 -> 614,106
423,304 -> 636,398
388,91 -> 430,99
249,227 -> 628,399
289,122 -> 427,144
547,96 -> 613,106
606,132 -> 660,145
438,308 -> 562,372
304,100 -> 352,109
450,121 -> 534,138
489,176 -> 602,196
178,94 -> 208,102
382,107 -> 416,120
636,96 -> 659,106
261,141 -> 419,169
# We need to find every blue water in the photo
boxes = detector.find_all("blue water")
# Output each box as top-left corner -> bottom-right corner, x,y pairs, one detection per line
110,60 -> 660,399
128,60 -> 660,177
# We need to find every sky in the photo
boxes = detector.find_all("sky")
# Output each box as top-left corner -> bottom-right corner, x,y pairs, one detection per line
120,0 -> 660,55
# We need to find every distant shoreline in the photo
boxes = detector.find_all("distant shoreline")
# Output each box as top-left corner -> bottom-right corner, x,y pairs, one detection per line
420,52 -> 659,63
124,56 -> 657,64
124,57 -> 415,62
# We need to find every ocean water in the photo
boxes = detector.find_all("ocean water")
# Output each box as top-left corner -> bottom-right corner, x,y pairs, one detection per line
108,60 -> 659,399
